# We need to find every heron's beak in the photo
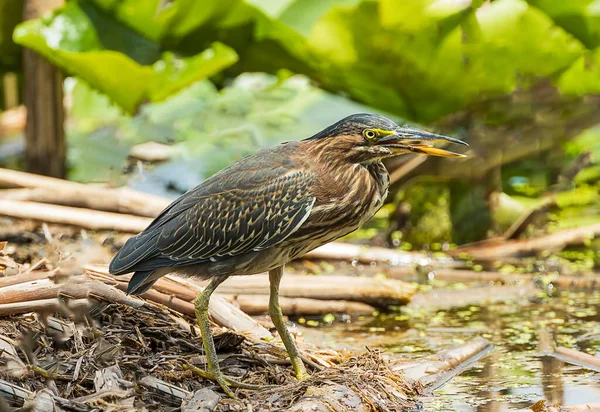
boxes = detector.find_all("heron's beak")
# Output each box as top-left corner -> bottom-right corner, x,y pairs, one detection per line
377,127 -> 468,158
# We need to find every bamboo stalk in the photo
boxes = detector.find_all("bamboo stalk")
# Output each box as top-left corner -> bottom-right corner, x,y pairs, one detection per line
0,298 -> 92,317
221,294 -> 376,316
0,270 -> 53,288
386,267 -> 600,291
0,277 -> 144,307
207,274 -> 415,307
0,168 -> 170,217
304,242 -> 436,267
396,337 -> 493,388
87,267 -> 375,316
455,223 -> 600,260
0,199 -> 152,233
108,280 -> 196,317
407,284 -> 538,311
85,267 -> 272,340
553,347 -> 600,373
163,275 -> 272,340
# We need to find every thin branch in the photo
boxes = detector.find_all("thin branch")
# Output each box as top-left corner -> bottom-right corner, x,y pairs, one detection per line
455,223 -> 600,260
0,167 -> 169,217
0,199 -> 151,233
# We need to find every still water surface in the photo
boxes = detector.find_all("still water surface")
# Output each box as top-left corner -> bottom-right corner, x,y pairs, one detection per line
300,288 -> 600,410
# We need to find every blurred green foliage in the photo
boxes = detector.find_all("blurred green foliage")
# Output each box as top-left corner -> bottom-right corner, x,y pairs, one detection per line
65,72 -> 383,195
396,180 -> 452,246
13,2 -> 238,113
2,0 -> 600,247
9,0 -> 600,121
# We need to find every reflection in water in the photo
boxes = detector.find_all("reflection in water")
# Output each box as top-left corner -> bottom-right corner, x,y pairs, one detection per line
477,352 -> 502,412
299,289 -> 600,410
541,355 -> 564,405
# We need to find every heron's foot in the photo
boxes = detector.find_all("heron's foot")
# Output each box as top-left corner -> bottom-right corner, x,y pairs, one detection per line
296,371 -> 310,381
184,363 -> 265,398
292,359 -> 310,381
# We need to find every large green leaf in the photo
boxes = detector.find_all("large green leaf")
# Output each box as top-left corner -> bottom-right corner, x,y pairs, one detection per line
13,0 -> 600,121
149,44 -> 238,101
527,0 -> 600,49
90,0 -> 166,42
230,0 -> 595,121
90,0 -> 252,42
255,0 -> 588,122
13,2 -> 238,113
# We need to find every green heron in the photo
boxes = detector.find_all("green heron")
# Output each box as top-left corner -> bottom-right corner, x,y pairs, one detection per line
109,113 -> 467,397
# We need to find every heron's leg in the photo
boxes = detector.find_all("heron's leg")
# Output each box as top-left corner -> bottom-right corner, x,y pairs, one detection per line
268,266 -> 309,380
193,275 -> 236,398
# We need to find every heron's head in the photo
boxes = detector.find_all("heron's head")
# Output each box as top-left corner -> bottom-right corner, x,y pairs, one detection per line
306,113 -> 468,163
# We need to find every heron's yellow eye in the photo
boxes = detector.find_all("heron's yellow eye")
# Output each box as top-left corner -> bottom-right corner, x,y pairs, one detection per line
363,129 -> 378,140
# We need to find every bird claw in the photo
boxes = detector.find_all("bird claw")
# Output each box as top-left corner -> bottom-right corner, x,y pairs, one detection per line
184,363 -> 265,398
296,371 -> 310,381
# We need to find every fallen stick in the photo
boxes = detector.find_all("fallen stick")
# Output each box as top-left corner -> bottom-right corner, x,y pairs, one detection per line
0,270 -> 53,288
0,168 -> 169,217
91,268 -> 375,315
502,197 -> 555,240
153,275 -> 273,340
0,196 -> 455,273
107,280 -> 197,318
455,223 -> 600,260
0,277 -> 143,307
85,268 -> 272,340
204,274 -> 415,307
385,267 -> 533,283
538,329 -> 600,373
220,294 -> 376,316
386,267 -> 600,291
408,284 -> 538,310
0,270 -> 271,341
396,337 -> 493,389
0,298 -> 92,317
551,275 -> 600,290
389,155 -> 428,185
87,264 -> 409,310
303,242 -> 449,267
0,199 -> 152,233
552,347 -> 600,373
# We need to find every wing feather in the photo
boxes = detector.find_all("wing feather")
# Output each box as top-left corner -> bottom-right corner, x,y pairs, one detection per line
109,145 -> 316,276
157,170 -> 315,262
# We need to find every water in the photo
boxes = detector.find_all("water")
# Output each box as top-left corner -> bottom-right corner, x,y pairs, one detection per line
299,287 -> 600,410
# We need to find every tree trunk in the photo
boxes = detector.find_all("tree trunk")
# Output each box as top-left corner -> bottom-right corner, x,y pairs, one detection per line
22,0 -> 65,178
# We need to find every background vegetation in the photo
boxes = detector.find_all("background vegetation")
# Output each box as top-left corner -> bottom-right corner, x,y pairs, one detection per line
1,0 -> 600,256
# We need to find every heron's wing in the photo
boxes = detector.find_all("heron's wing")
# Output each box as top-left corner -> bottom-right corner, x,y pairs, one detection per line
157,169 -> 316,261
109,149 -> 316,275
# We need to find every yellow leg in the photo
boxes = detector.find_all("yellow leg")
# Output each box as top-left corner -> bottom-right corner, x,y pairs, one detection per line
191,276 -> 267,396
194,276 -> 236,398
269,266 -> 309,380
